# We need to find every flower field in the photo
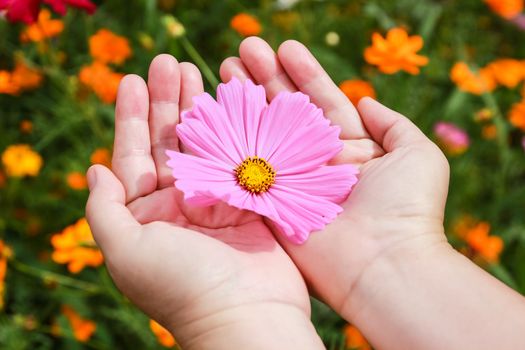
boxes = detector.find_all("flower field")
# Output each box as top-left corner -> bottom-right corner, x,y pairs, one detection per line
1,0 -> 525,349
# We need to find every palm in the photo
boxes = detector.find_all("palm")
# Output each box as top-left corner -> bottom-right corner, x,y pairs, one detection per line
99,55 -> 309,330
218,37 -> 448,313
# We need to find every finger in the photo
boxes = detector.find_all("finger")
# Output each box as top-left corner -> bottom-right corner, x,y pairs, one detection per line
219,57 -> 253,83
148,54 -> 181,189
179,62 -> 205,112
86,165 -> 141,255
238,36 -> 297,99
113,75 -> 157,202
357,97 -> 429,152
329,139 -> 385,166
277,40 -> 369,140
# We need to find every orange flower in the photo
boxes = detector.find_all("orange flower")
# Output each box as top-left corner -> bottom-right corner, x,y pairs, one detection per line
79,62 -> 123,104
11,59 -> 43,91
450,62 -> 496,95
509,100 -> 525,131
2,144 -> 43,177
364,27 -> 429,75
0,59 -> 42,95
66,171 -> 88,190
150,319 -> 177,348
485,59 -> 525,88
465,222 -> 503,263
62,305 -> 96,342
20,9 -> 64,42
485,0 -> 523,19
90,148 -> 112,168
339,79 -> 376,106
20,120 -> 33,134
344,324 -> 370,350
0,240 -> 12,310
0,71 -> 19,94
482,124 -> 498,140
51,218 -> 103,273
230,13 -> 262,37
89,29 -> 132,65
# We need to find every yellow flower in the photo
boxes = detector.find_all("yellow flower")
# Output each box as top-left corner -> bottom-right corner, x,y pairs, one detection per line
364,27 -> 429,75
2,144 -> 43,177
150,319 -> 177,348
51,218 -> 103,274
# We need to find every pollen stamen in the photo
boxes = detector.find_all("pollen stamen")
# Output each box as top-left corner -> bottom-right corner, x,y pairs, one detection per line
235,156 -> 276,194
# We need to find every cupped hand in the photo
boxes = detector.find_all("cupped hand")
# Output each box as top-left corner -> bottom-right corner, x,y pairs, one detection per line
219,37 -> 450,320
85,55 -> 323,349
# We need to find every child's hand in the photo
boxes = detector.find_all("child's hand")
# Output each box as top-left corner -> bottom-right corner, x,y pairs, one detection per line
85,55 -> 324,349
220,38 -> 450,318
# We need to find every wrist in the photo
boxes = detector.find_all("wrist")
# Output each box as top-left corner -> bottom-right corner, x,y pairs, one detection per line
339,227 -> 452,322
170,302 -> 325,350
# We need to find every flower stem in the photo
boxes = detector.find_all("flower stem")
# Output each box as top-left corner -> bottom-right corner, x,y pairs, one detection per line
481,92 -> 512,213
10,259 -> 102,294
179,36 -> 220,89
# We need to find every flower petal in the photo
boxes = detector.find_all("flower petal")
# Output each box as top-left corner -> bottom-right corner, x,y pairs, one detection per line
256,91 -> 343,174
277,164 -> 359,203
178,92 -> 247,165
266,184 -> 344,244
217,77 -> 267,156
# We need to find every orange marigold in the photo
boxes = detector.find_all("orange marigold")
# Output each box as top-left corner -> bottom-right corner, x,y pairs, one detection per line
450,62 -> 496,95
344,324 -> 371,350
20,120 -> 33,134
465,222 -> 503,263
482,124 -> 498,140
11,59 -> 43,91
485,0 -> 523,19
339,79 -> 376,106
62,305 -> 96,342
485,59 -> 525,88
90,148 -> 112,168
79,62 -> 123,104
51,218 -> 103,273
89,29 -> 132,65
364,27 -> 429,75
0,240 -> 12,310
1,144 -> 43,177
230,13 -> 262,37
0,71 -> 19,95
150,319 -> 177,348
66,171 -> 88,190
509,100 -> 525,131
20,9 -> 64,42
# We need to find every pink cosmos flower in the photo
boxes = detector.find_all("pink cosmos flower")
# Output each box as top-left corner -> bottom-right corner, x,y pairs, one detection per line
434,121 -> 470,156
166,78 -> 359,244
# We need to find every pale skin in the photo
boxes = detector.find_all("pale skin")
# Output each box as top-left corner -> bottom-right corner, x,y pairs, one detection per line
86,37 -> 525,349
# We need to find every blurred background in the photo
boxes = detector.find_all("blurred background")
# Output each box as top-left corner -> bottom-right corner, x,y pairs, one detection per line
1,0 -> 525,349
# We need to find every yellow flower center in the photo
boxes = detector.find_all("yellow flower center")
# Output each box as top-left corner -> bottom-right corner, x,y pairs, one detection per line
235,156 -> 276,194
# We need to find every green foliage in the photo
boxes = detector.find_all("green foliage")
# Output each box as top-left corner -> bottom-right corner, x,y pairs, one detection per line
1,0 -> 524,349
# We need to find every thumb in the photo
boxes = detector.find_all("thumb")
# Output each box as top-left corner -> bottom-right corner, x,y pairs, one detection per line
357,97 -> 430,152
86,165 -> 141,254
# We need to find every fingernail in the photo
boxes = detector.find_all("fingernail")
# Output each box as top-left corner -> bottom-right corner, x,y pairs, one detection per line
87,166 -> 97,191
